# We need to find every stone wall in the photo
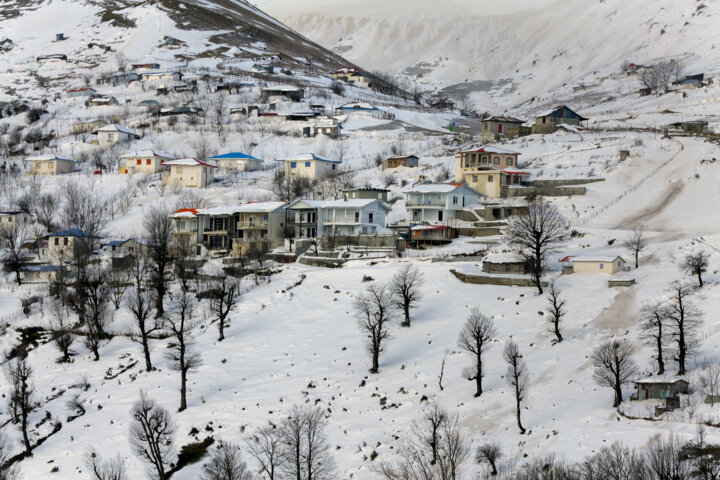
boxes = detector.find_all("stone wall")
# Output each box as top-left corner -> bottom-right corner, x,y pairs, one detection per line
450,269 -> 548,287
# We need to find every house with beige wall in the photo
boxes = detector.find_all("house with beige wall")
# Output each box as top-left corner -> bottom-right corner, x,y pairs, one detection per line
569,256 -> 627,274
27,154 -> 77,176
209,153 -> 264,172
455,146 -> 528,198
38,228 -> 101,263
162,158 -> 218,188
276,154 -> 341,180
120,149 -> 174,175
95,124 -> 140,146
532,105 -> 588,134
480,116 -> 525,142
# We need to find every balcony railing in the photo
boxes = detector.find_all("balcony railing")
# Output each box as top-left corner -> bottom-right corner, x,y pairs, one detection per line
406,200 -> 446,207
236,221 -> 269,228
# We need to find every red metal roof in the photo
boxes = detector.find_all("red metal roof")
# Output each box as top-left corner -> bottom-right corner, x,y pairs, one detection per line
173,208 -> 199,215
502,170 -> 530,176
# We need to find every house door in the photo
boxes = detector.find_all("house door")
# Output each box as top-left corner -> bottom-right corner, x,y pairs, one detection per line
498,123 -> 503,134
438,211 -> 443,221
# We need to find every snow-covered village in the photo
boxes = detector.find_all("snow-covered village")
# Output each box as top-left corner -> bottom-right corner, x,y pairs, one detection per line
2,0 -> 720,478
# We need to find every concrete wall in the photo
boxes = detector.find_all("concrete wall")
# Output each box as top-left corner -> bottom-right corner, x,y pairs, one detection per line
457,227 -> 502,237
503,186 -> 588,197
532,178 -> 605,187
450,269 -> 547,287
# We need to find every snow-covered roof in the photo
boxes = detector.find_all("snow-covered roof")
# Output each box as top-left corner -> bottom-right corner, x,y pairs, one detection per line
288,199 -> 389,210
484,253 -> 526,264
276,153 -> 341,164
120,149 -> 174,159
97,124 -> 139,136
405,183 -> 471,194
459,145 -> 520,155
338,102 -> 379,110
47,228 -> 99,238
210,152 -> 262,161
235,202 -> 287,213
161,158 -> 218,168
635,376 -> 688,384
483,115 -> 524,123
572,256 -> 625,263
170,208 -> 199,218
410,224 -> 451,231
262,84 -> 302,92
27,154 -> 76,162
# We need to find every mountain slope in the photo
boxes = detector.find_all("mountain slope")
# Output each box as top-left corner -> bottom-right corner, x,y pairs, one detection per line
253,0 -> 720,108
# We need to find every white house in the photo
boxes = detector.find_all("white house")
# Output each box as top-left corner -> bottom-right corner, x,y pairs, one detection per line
405,183 -> 481,224
38,228 -> 101,263
66,87 -> 97,98
286,198 -> 390,239
568,256 -> 627,274
276,154 -> 341,180
0,211 -> 35,227
162,158 -> 218,188
26,154 -> 77,176
120,149 -> 174,175
95,124 -> 140,145
209,153 -> 264,172
140,71 -> 183,83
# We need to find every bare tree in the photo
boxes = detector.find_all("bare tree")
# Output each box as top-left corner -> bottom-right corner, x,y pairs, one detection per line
623,227 -> 647,269
128,286 -> 159,372
279,405 -> 336,480
546,282 -> 565,344
681,251 -> 710,287
4,357 -> 36,456
666,281 -> 702,375
411,403 -> 448,466
34,192 -> 59,230
457,308 -> 497,397
504,341 -> 529,434
582,442 -> 645,480
477,443 -> 503,476
114,52 -> 129,72
504,200 -> 566,294
164,289 -> 201,412
143,205 -> 174,317
206,272 -> 241,341
49,299 -> 74,362
391,263 -> 424,327
0,430 -> 20,480
591,338 -> 638,407
201,441 -> 254,480
639,302 -> 668,375
246,425 -> 282,480
644,434 -> 691,480
699,363 -> 720,407
0,221 -> 29,284
355,282 -> 394,374
129,391 -> 175,480
107,268 -> 129,310
83,268 -> 113,361
85,449 -> 128,480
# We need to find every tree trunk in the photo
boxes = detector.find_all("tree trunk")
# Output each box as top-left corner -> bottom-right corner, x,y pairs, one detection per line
678,328 -> 686,375
635,250 -> 639,269
92,346 -> 100,361
613,369 -> 623,408
554,320 -> 563,343
179,367 -> 187,412
656,331 -> 665,375
371,342 -> 379,374
142,334 -> 152,371
515,391 -> 525,434
155,289 -> 165,318
490,460 -> 497,476
534,247 -> 543,294
698,271 -> 704,287
15,268 -> 21,285
475,357 -> 482,397
21,410 -> 31,455
402,302 -> 410,327
218,316 -> 225,342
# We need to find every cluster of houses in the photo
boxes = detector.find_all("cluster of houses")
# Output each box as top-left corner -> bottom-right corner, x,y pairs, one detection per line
477,105 -> 588,143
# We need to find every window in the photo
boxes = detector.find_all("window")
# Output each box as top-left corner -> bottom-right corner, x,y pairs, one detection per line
498,123 -> 503,134
305,161 -> 311,167
178,220 -> 186,230
261,230 -> 267,237
618,261 -> 622,267
506,157 -> 513,165
146,159 -> 152,165
177,166 -> 183,173
54,238 -> 59,246
599,264 -> 604,269
332,164 -> 336,170
472,175 -> 478,182
291,162 -> 297,168
488,175 -> 493,182
378,193 -> 382,199
369,213 -> 374,223
452,196 -> 458,205
354,212 -> 360,223
137,159 -> 142,165
493,157 -> 500,164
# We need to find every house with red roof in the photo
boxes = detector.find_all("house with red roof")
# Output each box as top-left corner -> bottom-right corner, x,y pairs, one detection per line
120,149 -> 175,175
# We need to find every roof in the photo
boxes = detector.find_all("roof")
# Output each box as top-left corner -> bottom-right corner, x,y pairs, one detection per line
405,183 -> 480,195
120,149 -> 174,159
25,265 -> 62,272
635,376 -> 689,385
343,187 -> 389,193
171,208 -> 199,218
501,170 -> 530,176
458,145 -> 520,155
571,256 -> 625,263
161,157 -> 218,168
276,153 -> 341,164
262,85 -> 302,92
67,87 -> 95,92
483,115 -> 524,123
338,102 -> 379,111
27,154 -> 76,162
288,199 -> 390,210
484,253 -> 526,264
209,153 -> 262,161
235,201 -> 287,213
387,154 -> 419,160
535,105 -> 588,121
97,124 -> 139,136
411,224 -> 450,231
47,228 -> 98,238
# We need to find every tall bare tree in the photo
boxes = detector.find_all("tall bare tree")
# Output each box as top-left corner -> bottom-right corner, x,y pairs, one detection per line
504,341 -> 529,434
699,363 -> 720,407
83,268 -> 113,361
128,286 -> 158,372
666,282 -> 702,375
457,308 -> 497,397
143,205 -> 174,317
4,357 -> 36,456
164,289 -> 201,411
639,302 -> 668,375
0,220 -> 29,284
207,273 -> 241,342
391,263 -> 424,327
546,282 -> 565,344
504,200 -> 566,294
85,449 -> 128,480
591,338 -> 638,407
129,391 -> 175,480
246,425 -> 283,480
355,282 -> 394,374
279,405 -> 336,480
623,227 -> 647,269
681,251 -> 710,287
201,441 -> 254,480
49,299 -> 74,363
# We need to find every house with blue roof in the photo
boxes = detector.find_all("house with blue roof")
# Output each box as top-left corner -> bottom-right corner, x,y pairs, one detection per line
39,229 -> 102,263
209,153 -> 264,172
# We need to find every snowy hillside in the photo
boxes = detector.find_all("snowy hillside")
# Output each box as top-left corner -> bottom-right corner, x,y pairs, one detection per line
254,0 -> 720,109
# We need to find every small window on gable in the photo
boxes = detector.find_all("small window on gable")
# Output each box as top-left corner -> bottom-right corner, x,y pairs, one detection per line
506,158 -> 513,165
305,161 -> 311,167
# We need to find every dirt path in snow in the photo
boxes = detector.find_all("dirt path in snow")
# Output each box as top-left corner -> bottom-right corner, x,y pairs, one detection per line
611,179 -> 686,230
591,286 -> 639,332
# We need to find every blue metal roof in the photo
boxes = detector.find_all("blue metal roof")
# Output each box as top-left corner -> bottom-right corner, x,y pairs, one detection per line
209,153 -> 261,161
47,228 -> 99,238
25,265 -> 61,272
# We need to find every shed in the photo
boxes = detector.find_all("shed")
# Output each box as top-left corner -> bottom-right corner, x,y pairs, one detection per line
383,155 -> 419,170
570,255 -> 626,274
482,253 -> 528,274
633,377 -> 689,401
410,225 -> 458,245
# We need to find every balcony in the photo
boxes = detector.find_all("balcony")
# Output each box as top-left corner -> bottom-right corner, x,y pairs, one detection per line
236,220 -> 269,229
406,200 -> 446,207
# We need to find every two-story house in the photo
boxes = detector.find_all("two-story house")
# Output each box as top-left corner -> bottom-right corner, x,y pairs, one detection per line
480,115 -> 525,142
95,124 -> 140,145
405,183 -> 481,223
162,158 -> 218,188
38,228 -> 101,263
532,105 -> 588,134
286,199 -> 390,239
209,153 -> 264,172
120,149 -> 174,175
454,146 -> 530,198
275,154 -> 341,180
